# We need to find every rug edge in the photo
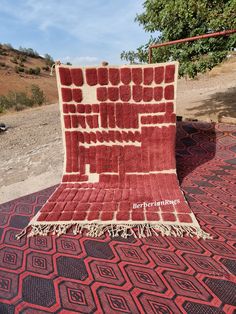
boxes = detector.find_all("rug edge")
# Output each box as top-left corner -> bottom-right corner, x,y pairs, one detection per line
16,221 -> 211,240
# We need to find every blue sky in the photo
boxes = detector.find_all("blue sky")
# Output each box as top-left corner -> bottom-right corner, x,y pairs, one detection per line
0,0 -> 152,65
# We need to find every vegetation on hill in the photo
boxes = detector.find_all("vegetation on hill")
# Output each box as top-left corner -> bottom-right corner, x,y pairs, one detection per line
0,84 -> 47,113
19,46 -> 40,58
0,43 -> 54,76
121,0 -> 236,78
0,43 -> 58,110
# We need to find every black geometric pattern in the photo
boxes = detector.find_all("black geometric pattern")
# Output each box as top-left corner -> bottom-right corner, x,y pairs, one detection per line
84,240 -> 115,259
220,258 -> 236,275
204,278 -> 236,305
0,122 -> 235,313
183,301 -> 225,314
0,303 -> 15,314
22,276 -> 56,307
57,256 -> 88,280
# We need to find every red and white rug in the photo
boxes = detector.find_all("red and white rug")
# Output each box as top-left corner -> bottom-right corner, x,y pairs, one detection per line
18,62 -> 210,239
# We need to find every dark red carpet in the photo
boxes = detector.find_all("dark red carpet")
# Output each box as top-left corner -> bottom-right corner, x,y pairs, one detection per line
0,122 -> 235,314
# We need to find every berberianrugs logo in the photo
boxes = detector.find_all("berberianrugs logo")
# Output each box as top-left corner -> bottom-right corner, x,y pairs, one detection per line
132,199 -> 180,209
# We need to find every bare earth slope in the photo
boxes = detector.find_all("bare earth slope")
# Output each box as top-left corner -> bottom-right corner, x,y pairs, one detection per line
0,58 -> 235,203
177,56 -> 236,121
0,45 -> 58,103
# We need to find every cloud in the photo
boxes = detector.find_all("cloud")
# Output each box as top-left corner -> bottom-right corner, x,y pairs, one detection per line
0,0 -> 149,64
62,55 -> 99,65
0,0 -> 146,43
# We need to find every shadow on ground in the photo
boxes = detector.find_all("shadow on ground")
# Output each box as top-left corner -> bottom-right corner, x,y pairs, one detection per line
187,87 -> 236,120
176,122 -> 216,183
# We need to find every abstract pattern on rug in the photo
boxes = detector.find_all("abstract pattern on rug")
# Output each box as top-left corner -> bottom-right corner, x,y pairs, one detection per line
1,122 -> 235,313
18,63 -> 209,238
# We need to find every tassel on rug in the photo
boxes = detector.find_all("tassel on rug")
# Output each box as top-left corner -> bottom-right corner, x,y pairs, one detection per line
16,222 -> 211,240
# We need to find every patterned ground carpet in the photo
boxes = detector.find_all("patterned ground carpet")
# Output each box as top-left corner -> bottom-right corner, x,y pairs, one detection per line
0,122 -> 235,314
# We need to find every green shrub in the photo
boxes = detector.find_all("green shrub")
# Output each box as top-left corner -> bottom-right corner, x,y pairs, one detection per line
17,91 -> 34,107
0,95 -> 11,112
44,53 -> 54,67
19,54 -> 27,63
18,46 -> 39,58
34,67 -> 41,75
0,46 -> 8,56
0,51 -> 8,56
0,85 -> 46,112
42,66 -> 50,71
10,56 -> 18,64
28,67 -> 41,75
15,104 -> 26,111
6,90 -> 33,108
0,62 -> 6,67
15,66 -> 24,73
31,84 -> 46,105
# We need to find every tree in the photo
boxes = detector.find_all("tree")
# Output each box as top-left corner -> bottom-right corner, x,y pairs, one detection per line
44,53 -> 54,67
121,0 -> 236,78
19,46 -> 39,57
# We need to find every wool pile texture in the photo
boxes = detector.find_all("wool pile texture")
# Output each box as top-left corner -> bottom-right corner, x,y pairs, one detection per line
18,62 -> 210,239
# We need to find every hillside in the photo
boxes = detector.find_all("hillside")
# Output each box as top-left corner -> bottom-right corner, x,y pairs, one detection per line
0,44 -> 57,104
0,44 -> 235,120
177,55 -> 236,121
0,54 -> 236,202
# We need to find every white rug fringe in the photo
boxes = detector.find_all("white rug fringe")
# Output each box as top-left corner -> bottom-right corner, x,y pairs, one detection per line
16,223 -> 211,240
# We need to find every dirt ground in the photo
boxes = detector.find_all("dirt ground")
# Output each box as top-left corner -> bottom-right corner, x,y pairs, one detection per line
0,59 -> 235,203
